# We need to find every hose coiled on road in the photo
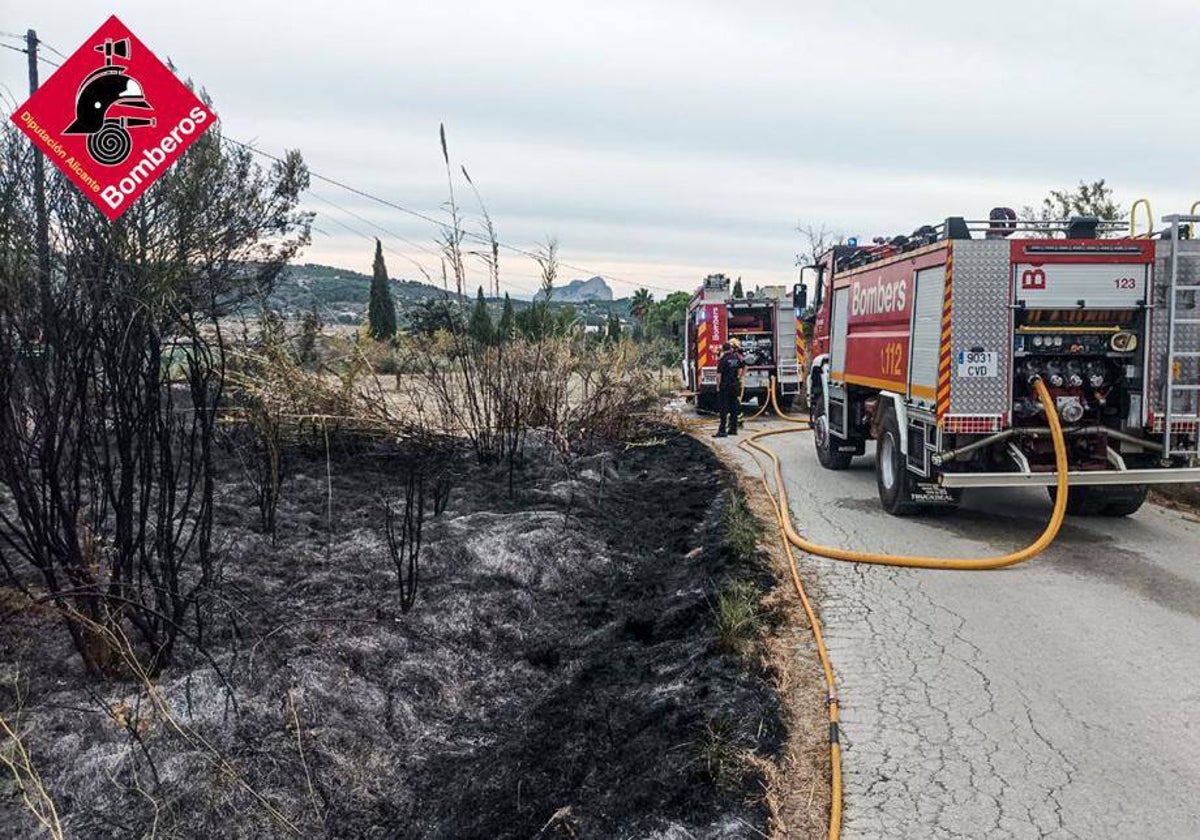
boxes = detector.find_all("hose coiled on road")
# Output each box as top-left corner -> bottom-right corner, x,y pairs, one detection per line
727,376 -> 1069,840
752,376 -> 1069,570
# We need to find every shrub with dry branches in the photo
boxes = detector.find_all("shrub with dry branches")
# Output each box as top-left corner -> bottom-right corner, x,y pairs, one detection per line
0,115 -> 311,677
406,127 -> 659,482
0,678 -> 64,840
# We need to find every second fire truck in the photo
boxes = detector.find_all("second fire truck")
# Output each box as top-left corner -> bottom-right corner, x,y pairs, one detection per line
684,274 -> 803,413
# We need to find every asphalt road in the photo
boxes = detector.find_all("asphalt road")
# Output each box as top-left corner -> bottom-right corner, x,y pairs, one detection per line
724,423 -> 1200,840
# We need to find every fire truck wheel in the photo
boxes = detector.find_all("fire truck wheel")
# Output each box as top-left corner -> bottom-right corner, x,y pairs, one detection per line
813,400 -> 853,470
876,408 -> 921,515
776,391 -> 795,411
1048,485 -> 1148,517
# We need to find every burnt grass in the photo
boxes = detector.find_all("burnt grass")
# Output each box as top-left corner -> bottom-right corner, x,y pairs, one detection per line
0,430 -> 783,839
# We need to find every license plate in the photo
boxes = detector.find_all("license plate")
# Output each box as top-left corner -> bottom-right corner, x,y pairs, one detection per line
956,350 -> 997,378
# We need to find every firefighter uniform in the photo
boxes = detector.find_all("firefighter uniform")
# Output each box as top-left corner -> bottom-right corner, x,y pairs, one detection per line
715,344 -> 744,437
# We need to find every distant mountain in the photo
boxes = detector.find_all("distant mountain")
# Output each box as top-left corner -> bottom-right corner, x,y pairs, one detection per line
268,263 -> 457,322
269,263 -> 625,326
534,276 -> 613,303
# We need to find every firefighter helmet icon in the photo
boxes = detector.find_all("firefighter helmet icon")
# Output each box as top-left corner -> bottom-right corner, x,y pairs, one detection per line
63,37 -> 155,166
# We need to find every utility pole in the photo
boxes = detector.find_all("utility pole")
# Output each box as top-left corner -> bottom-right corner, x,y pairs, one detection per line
26,28 -> 52,300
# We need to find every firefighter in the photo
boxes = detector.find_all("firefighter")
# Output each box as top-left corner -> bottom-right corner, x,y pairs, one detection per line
715,339 -> 745,437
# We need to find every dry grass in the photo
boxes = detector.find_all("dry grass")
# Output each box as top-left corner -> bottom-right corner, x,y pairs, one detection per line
702,436 -> 832,840
713,579 -> 765,655
0,668 -> 64,840
696,718 -> 750,793
725,490 -> 765,563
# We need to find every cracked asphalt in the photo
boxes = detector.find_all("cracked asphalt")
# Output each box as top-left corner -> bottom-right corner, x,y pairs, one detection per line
724,423 -> 1200,839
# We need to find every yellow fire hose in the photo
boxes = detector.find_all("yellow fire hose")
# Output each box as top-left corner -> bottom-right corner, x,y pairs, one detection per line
754,376 -> 1069,570
695,380 -> 773,421
718,376 -> 1069,840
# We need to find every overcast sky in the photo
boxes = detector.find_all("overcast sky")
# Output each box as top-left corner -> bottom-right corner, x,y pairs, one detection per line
3,0 -> 1198,297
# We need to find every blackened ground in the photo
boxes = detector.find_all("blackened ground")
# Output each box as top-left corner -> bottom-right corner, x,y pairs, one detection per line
0,430 -> 782,839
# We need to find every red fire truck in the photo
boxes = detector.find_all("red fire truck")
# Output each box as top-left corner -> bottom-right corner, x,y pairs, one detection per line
684,274 -> 802,412
803,210 -> 1200,516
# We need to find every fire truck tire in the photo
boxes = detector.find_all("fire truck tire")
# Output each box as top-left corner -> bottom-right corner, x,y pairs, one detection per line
697,391 -> 720,414
813,399 -> 853,470
1048,484 -> 1148,517
776,391 -> 795,411
876,407 -> 921,515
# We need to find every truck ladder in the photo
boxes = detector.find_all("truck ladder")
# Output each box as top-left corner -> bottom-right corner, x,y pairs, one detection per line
1161,214 -> 1200,462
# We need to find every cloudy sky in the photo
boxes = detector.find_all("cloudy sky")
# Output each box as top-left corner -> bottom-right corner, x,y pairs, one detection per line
3,0 -> 1198,297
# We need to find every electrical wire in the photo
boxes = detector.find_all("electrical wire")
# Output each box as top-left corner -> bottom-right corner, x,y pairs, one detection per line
18,31 -> 703,299
298,193 -> 542,297
36,40 -> 68,61
297,200 -> 436,281
0,41 -> 60,68
307,189 -> 441,259
220,135 -> 682,296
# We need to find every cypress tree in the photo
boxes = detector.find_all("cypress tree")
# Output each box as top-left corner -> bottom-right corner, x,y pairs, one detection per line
367,239 -> 397,340
732,277 -> 744,298
606,311 -> 621,342
497,292 -> 515,343
468,286 -> 494,344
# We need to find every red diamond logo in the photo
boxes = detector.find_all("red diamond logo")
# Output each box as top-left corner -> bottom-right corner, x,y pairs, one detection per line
9,15 -> 215,221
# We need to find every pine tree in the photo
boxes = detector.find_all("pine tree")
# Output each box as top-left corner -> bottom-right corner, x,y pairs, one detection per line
497,292 -> 515,343
367,239 -> 397,340
732,277 -> 744,298
468,286 -> 494,344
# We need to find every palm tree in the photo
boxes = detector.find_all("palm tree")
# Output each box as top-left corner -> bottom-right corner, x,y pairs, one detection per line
630,288 -> 654,325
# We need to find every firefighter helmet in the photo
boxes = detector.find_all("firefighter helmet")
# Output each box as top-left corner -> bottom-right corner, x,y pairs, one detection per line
64,69 -> 151,136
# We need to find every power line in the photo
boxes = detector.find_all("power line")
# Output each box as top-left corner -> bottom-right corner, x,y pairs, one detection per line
309,221 -> 336,238
299,194 -> 542,296
1,41 -> 60,68
306,189 -> 440,258
224,136 -> 455,235
222,135 -> 678,296
298,201 -> 431,277
6,31 -> 680,298
39,35 -> 676,297
37,40 -> 68,61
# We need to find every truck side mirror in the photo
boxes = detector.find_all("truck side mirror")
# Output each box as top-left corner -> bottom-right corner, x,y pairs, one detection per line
793,282 -> 808,312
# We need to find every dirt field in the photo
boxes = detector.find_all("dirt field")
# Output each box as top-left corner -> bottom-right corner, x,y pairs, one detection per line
0,429 -> 819,838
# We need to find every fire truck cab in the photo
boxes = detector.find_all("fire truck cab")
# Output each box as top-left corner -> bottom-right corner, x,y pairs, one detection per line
805,210 -> 1200,516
